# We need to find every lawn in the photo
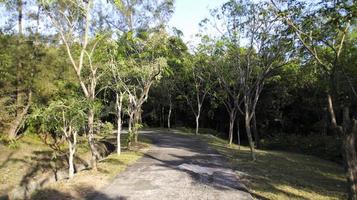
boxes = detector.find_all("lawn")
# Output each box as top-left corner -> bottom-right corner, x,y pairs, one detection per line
0,133 -> 150,200
174,128 -> 347,200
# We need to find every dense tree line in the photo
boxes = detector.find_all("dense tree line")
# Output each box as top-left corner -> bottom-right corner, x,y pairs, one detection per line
0,0 -> 356,198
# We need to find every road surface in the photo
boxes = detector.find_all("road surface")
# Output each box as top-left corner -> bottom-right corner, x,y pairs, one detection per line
91,130 -> 252,200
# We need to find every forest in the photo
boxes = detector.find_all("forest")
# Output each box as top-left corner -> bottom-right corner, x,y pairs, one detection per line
0,0 -> 357,199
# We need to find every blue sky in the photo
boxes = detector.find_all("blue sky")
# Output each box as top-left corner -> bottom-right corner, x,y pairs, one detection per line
168,0 -> 227,46
0,0 -> 227,45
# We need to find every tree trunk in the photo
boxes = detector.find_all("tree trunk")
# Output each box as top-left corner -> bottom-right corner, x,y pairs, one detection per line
133,109 -> 140,143
195,115 -> 200,135
327,94 -> 338,128
68,129 -> 77,179
161,106 -> 165,127
228,111 -> 235,145
245,110 -> 256,161
68,143 -> 75,179
8,91 -> 32,139
237,118 -> 240,150
128,112 -> 133,133
195,105 -> 201,135
345,120 -> 357,200
167,100 -> 172,129
252,112 -> 260,148
327,93 -> 344,136
88,109 -> 99,170
116,93 -> 123,155
13,0 -> 24,136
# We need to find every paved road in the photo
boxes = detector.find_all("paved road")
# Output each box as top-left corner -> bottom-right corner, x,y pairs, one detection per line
91,130 -> 252,200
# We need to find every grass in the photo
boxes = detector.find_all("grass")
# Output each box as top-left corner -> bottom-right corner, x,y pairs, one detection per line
0,134 -> 51,197
32,146 -> 148,199
0,132 -> 150,200
174,128 -> 347,200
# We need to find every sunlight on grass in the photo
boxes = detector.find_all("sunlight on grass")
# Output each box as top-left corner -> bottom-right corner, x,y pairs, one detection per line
97,150 -> 145,178
174,129 -> 347,200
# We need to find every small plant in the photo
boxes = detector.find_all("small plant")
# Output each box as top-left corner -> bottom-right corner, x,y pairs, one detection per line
101,122 -> 114,136
0,134 -> 9,144
126,130 -> 135,148
8,139 -> 20,149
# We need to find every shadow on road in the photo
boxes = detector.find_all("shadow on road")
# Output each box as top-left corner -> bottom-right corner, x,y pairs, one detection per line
140,131 -> 250,192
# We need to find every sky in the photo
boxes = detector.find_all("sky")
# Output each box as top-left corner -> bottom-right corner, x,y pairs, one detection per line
0,0 -> 227,46
168,0 -> 227,47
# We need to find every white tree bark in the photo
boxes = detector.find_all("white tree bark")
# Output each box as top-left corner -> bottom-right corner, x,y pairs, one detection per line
167,99 -> 172,129
116,92 -> 123,155
68,130 -> 77,179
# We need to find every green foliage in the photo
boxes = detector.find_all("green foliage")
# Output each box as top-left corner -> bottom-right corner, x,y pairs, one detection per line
29,97 -> 88,140
98,122 -> 114,136
0,135 -> 20,149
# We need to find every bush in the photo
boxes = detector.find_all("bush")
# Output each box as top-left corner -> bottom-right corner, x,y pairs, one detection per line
260,134 -> 343,163
101,122 -> 114,136
0,135 -> 21,149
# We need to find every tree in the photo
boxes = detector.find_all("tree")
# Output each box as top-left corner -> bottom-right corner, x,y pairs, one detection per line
213,41 -> 242,145
271,0 -> 357,198
105,41 -> 127,154
30,98 -> 87,179
41,0 -> 105,170
177,43 -> 215,135
0,0 -> 43,139
211,1 -> 290,160
115,30 -> 168,143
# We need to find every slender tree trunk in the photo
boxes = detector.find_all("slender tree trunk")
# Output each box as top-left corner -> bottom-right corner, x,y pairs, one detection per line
16,1 -> 24,106
128,113 -> 133,133
228,111 -> 235,145
327,94 -> 338,128
127,111 -> 134,148
16,0 -> 23,110
133,109 -> 140,143
245,109 -> 256,161
68,131 -> 77,179
13,0 -> 24,137
195,115 -> 200,135
327,93 -> 344,136
68,143 -> 75,179
116,93 -> 123,155
8,91 -> 32,139
252,112 -> 260,148
195,104 -> 201,135
88,108 -> 99,170
345,120 -> 357,200
237,118 -> 240,150
168,100 -> 172,129
161,106 -> 165,127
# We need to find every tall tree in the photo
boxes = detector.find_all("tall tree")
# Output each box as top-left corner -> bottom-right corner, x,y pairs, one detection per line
41,0 -> 103,170
178,42 -> 215,135
271,0 -> 357,198
115,30 -> 168,143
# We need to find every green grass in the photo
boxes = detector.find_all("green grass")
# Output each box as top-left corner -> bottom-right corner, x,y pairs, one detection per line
173,128 -> 347,200
0,132 -> 151,199
30,139 -> 150,200
0,134 -> 50,197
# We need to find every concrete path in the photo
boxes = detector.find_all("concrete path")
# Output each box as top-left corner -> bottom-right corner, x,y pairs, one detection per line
91,130 -> 253,200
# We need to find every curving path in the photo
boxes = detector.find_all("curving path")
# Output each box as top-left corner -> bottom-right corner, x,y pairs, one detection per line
90,130 -> 253,200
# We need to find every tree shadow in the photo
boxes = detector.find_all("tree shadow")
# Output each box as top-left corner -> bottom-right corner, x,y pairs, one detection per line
138,131 -> 252,193
31,187 -> 127,200
138,131 -> 338,199
197,133 -> 348,199
5,150 -> 90,199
